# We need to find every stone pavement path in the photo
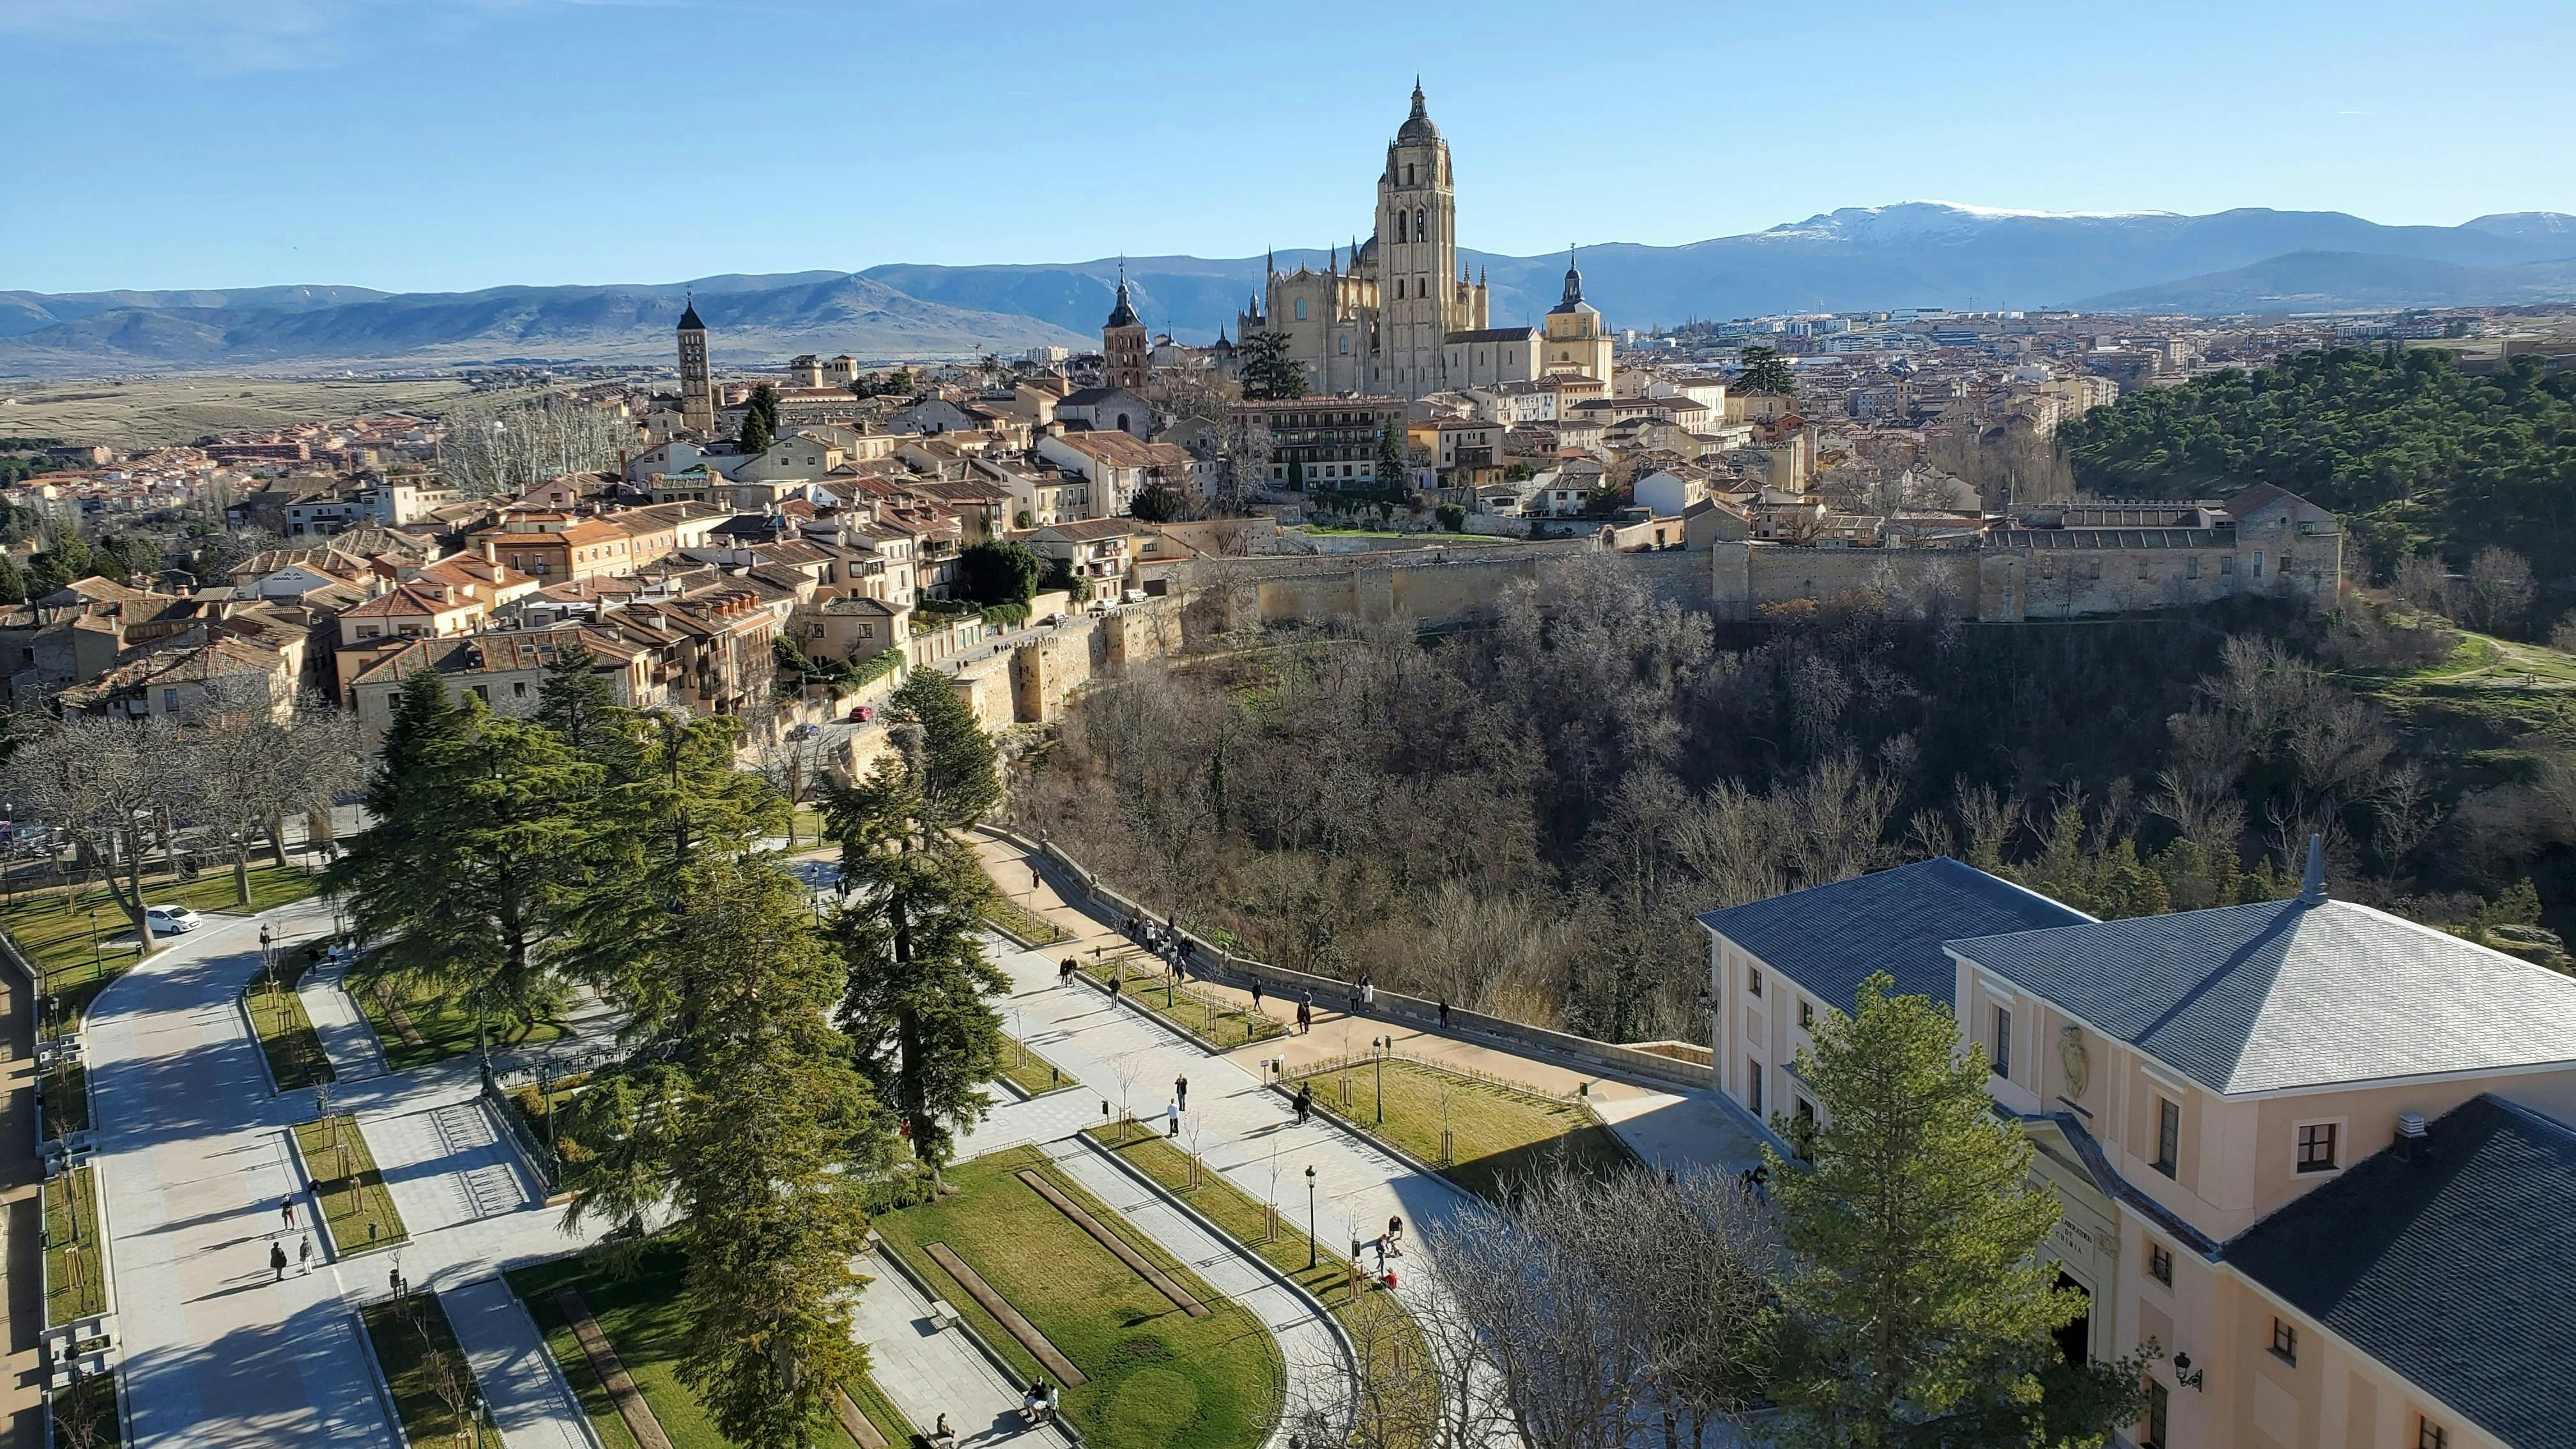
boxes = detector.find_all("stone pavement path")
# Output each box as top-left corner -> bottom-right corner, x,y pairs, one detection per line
850,1248 -> 1070,1448
298,958 -> 388,1084
367,1100 -> 536,1238
86,900 -> 401,1448
441,1276 -> 592,1449
1036,1136 -> 1349,1443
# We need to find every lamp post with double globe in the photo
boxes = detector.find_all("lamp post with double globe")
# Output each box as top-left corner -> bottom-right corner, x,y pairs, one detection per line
1305,1165 -> 1318,1271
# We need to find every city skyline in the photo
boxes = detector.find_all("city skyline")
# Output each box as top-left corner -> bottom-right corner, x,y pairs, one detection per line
5,0 -> 2571,295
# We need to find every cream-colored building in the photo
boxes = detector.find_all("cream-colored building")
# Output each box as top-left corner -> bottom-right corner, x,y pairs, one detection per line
1234,84 -> 1496,399
1540,250 -> 1613,389
1701,844 -> 2576,1449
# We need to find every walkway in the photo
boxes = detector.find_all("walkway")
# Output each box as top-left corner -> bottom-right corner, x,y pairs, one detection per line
296,957 -> 387,1084
441,1276 -> 591,1449
850,1248 -> 1071,1448
88,897 -> 608,1448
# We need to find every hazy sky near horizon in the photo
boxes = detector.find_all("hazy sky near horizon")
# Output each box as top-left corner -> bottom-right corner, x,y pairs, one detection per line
4,0 -> 2570,293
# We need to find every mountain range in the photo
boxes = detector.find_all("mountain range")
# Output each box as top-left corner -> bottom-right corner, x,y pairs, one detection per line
4,204 -> 2572,376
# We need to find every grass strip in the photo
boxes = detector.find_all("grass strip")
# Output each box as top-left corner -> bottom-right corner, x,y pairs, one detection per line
0,862 -> 318,1032
508,1243 -> 868,1449
997,1036 -> 1075,1098
49,1366 -> 119,1447
245,980 -> 332,1091
1078,954 -> 1284,1046
43,1165 -> 106,1326
294,1115 -> 408,1254
979,895 -> 1072,946
360,1292 -> 500,1448
1290,1055 -> 1632,1200
41,1057 -> 89,1140
870,1145 -> 1284,1449
349,970 -> 567,1071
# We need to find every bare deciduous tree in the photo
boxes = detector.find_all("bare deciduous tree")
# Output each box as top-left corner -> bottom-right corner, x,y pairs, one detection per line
12,715 -> 190,949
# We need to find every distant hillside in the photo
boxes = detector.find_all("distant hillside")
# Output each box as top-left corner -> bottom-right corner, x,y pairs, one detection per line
7,203 -> 2573,374
0,274 -> 1087,374
2080,251 -> 2576,314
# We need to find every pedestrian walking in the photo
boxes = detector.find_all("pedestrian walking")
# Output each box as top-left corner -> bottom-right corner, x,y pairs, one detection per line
1295,1082 -> 1312,1126
1174,1073 -> 1189,1112
1109,972 -> 1122,999
1361,977 -> 1376,1013
1250,978 -> 1264,1013
1060,956 -> 1077,987
1437,999 -> 1450,1028
1166,1099 -> 1181,1137
298,1236 -> 313,1274
279,1195 -> 296,1230
1032,868 -> 1041,894
1298,994 -> 1312,1034
1386,1215 -> 1405,1256
270,1241 -> 288,1282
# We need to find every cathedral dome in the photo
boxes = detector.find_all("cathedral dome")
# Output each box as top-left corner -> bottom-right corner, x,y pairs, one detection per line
1396,81 -> 1441,145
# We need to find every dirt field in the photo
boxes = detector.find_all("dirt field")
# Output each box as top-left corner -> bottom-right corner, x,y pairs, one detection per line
0,375 -> 519,448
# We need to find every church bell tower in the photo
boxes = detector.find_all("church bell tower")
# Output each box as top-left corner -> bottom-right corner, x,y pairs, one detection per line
1376,80 -> 1457,397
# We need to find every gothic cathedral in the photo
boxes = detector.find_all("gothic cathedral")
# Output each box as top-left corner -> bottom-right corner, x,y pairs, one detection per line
1236,82 -> 1492,399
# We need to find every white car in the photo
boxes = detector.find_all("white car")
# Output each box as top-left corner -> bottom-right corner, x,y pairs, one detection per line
144,906 -> 204,935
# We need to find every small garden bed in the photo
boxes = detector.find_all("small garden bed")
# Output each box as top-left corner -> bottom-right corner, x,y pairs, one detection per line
978,896 -> 1071,946
999,1036 -> 1077,1098
1287,1055 -> 1633,1200
245,979 -> 332,1091
350,970 -> 568,1072
509,1241 -> 882,1448
1079,955 -> 1284,1048
870,1145 -> 1284,1449
360,1292 -> 496,1448
43,1165 -> 106,1325
41,1056 -> 89,1140
49,1367 -> 119,1447
294,1115 -> 407,1254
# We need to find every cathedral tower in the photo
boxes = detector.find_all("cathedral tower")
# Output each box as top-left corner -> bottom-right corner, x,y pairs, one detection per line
1101,267 -> 1150,392
1543,247 -> 1614,388
1376,80 -> 1458,397
676,293 -> 716,436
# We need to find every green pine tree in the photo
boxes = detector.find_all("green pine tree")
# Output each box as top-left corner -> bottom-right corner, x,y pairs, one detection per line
825,749 -> 1010,1177
1377,424 -> 1409,492
562,855 -> 892,1447
886,668 -> 999,827
533,640 -> 640,778
1768,973 -> 2148,1449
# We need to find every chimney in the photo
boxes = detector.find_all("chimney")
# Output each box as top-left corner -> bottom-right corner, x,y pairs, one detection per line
2296,832 -> 2327,905
2393,1111 -> 2428,1160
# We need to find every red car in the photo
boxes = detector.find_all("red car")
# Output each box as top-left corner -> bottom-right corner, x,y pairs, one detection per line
847,704 -> 875,723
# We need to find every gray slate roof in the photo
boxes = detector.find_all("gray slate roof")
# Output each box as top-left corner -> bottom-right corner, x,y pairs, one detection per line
1695,857 -> 2090,1009
1949,898 -> 2576,1095
2227,1094 -> 2576,1448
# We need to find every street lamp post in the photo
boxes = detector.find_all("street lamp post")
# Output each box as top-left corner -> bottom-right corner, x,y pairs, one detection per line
1374,1036 -> 1386,1126
260,924 -> 273,987
1305,1165 -> 1317,1271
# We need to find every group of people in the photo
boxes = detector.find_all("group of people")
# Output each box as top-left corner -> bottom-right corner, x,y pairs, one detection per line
1020,1376 -> 1061,1424
266,1196 -> 312,1282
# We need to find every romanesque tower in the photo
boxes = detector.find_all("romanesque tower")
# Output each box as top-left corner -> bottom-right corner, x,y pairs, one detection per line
676,293 -> 716,436
1102,267 -> 1150,392
1376,80 -> 1459,397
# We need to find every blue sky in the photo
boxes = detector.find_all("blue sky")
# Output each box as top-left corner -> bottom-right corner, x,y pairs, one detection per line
4,0 -> 2570,293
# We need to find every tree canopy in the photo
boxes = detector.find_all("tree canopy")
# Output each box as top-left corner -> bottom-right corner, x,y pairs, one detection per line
2059,346 -> 2576,577
1236,330 -> 1308,401
885,667 -> 999,827
956,540 -> 1042,605
1736,344 -> 1797,396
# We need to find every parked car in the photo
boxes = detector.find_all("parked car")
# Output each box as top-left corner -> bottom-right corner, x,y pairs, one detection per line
144,906 -> 204,935
1122,590 -> 1147,606
785,723 -> 818,741
847,704 -> 876,723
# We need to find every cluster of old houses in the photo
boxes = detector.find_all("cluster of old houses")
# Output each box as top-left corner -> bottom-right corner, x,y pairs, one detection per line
1701,841 -> 2576,1449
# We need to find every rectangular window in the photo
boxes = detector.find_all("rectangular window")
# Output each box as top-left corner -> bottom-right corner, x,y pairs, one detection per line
2143,1381 -> 2168,1449
2254,550 -> 2265,578
1747,1060 -> 1763,1117
2154,1098 -> 2180,1177
1798,999 -> 1814,1031
2149,1242 -> 2174,1286
2420,1418 -> 2449,1449
1993,1006 -> 2012,1078
2271,1318 -> 2297,1364
1747,967 -> 1762,999
2186,555 -> 2200,579
2297,1122 -> 2339,1173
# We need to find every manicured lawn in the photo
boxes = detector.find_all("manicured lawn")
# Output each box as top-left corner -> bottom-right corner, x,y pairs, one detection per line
871,1145 -> 1284,1449
350,970 -> 567,1072
41,1057 -> 89,1140
790,806 -> 832,848
360,1293 -> 498,1449
509,1242 -> 870,1449
0,863 -> 319,1032
49,1367 -> 118,1447
43,1165 -> 105,1326
980,895 -> 1072,946
244,979 -> 332,1091
998,1036 -> 1077,1098
1079,955 -> 1284,1046
294,1116 -> 407,1254
1085,1128 -> 1434,1443
1291,1057 -> 1632,1201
